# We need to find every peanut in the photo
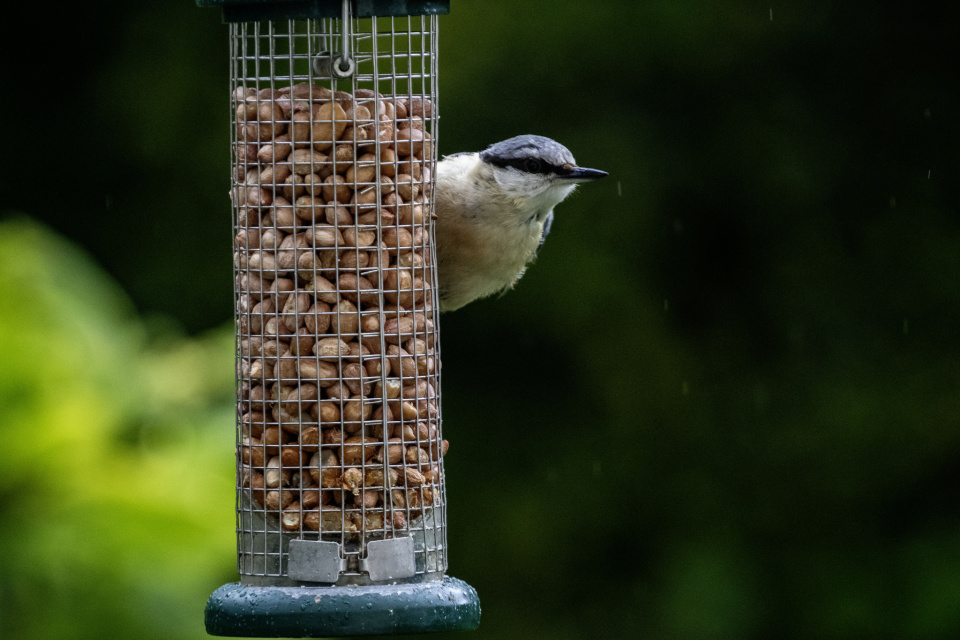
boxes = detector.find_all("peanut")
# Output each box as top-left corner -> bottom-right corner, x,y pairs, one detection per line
281,503 -> 301,530
311,101 -> 348,151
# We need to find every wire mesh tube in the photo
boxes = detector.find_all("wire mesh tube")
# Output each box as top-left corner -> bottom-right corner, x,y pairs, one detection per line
229,14 -> 444,586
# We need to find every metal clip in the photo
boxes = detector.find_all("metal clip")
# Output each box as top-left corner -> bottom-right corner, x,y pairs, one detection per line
287,540 -> 346,583
359,537 -> 416,583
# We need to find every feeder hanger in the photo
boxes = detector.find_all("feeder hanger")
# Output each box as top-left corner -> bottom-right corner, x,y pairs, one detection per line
313,0 -> 357,78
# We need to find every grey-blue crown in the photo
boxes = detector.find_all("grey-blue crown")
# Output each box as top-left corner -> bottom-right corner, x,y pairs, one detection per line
479,135 -> 577,175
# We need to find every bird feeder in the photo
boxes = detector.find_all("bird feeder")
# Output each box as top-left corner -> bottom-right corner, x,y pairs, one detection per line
197,1 -> 480,635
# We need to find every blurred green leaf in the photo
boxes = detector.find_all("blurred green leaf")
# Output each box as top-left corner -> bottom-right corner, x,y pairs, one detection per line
0,218 -> 235,640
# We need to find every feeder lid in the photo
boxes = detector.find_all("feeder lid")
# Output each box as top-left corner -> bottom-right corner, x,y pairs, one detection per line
197,0 -> 450,22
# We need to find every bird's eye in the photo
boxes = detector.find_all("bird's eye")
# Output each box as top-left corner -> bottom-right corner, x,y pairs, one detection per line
523,158 -> 541,173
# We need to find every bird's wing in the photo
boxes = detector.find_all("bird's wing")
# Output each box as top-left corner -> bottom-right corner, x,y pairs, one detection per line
536,211 -> 554,256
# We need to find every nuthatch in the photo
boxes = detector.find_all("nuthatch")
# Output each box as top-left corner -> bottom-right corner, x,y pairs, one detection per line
434,135 -> 608,312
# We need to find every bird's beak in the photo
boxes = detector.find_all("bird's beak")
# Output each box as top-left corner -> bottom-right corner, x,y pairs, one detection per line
563,166 -> 608,182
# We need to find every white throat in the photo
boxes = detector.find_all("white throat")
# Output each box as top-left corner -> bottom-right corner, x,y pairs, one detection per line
489,167 -> 577,224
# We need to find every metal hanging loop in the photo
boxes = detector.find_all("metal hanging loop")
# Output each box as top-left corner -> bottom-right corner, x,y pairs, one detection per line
309,0 -> 355,78
331,54 -> 356,78
330,0 -> 355,78
312,0 -> 355,78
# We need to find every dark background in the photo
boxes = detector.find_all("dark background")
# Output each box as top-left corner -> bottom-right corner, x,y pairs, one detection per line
2,1 -> 960,638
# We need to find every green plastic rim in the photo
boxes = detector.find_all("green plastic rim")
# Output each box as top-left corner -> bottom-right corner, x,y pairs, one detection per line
205,576 -> 480,637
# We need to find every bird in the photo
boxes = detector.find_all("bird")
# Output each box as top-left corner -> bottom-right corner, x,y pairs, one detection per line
433,134 -> 608,312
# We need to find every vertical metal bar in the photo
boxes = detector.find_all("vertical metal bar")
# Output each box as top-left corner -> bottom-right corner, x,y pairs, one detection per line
341,0 -> 352,66
230,21 -> 242,576
429,12 -> 443,572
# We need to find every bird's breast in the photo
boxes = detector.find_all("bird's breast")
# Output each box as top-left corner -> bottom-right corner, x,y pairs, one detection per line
434,193 -> 543,310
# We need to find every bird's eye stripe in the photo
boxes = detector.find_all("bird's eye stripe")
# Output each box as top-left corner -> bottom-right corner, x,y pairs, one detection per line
480,151 -> 565,175
508,158 -> 557,174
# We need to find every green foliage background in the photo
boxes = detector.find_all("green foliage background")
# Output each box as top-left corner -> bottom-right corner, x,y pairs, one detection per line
2,1 -> 959,638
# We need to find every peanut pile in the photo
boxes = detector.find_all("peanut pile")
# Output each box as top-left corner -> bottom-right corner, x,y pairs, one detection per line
232,83 -> 444,537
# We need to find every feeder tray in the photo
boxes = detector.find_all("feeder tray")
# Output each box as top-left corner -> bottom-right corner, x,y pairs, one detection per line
197,0 -> 479,635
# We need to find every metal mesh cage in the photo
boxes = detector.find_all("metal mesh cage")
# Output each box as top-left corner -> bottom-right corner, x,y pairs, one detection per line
230,11 -> 444,586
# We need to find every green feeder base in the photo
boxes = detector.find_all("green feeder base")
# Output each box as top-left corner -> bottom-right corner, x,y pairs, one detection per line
205,576 -> 480,637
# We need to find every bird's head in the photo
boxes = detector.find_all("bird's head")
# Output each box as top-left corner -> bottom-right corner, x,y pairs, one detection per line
478,135 -> 608,212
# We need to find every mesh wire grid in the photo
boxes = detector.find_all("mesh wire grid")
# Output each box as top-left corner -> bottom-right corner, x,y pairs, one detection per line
229,13 -> 444,585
